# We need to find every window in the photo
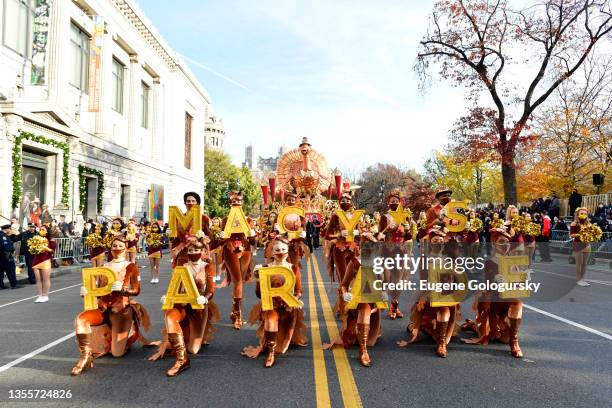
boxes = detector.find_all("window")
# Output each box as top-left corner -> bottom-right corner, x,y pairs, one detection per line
120,185 -> 130,217
184,113 -> 192,169
111,58 -> 125,113
3,0 -> 34,57
69,23 -> 90,92
140,82 -> 150,128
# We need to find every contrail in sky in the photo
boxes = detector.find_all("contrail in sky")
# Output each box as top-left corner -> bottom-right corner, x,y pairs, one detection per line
179,54 -> 251,92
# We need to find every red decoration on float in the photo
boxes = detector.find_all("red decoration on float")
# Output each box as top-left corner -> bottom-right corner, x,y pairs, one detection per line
269,177 -> 276,203
261,185 -> 269,207
334,174 -> 342,200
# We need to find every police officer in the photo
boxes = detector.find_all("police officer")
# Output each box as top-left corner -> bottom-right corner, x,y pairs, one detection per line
1,224 -> 24,289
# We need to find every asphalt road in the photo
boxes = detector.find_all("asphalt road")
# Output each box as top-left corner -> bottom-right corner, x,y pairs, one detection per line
0,248 -> 610,407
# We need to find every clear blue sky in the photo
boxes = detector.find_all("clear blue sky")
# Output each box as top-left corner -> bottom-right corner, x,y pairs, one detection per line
139,0 -> 466,176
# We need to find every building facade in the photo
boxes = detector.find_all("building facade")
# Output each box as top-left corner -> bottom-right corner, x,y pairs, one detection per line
0,0 -> 211,225
205,112 -> 225,152
242,144 -> 288,181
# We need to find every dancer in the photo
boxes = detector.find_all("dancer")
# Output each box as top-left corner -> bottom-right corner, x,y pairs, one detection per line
324,238 -> 382,367
149,236 -> 219,376
242,236 -> 307,367
461,228 -> 526,358
399,226 -> 461,358
220,191 -> 255,329
571,207 -> 600,287
72,233 -> 151,375
376,188 -> 413,319
86,224 -> 106,268
146,222 -> 164,283
29,225 -> 57,303
126,219 -> 139,263
283,191 -> 306,299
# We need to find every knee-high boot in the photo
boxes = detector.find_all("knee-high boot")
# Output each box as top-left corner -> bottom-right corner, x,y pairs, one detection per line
71,333 -> 94,376
167,333 -> 190,377
231,298 -> 243,329
263,331 -> 278,368
509,318 -> 523,358
436,321 -> 449,358
357,323 -> 371,367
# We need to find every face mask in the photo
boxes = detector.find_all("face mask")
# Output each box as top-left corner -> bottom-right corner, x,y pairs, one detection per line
430,244 -> 443,254
440,197 -> 451,205
113,224 -> 121,231
389,203 -> 399,211
578,214 -> 587,221
496,244 -> 510,255
39,230 -> 47,237
188,253 -> 202,262
340,202 -> 351,211
111,249 -> 125,259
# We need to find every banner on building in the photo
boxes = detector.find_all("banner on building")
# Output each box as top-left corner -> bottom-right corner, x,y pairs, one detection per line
31,0 -> 52,85
150,184 -> 165,222
88,16 -> 104,112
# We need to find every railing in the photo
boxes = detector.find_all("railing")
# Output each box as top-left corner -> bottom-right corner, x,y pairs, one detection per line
549,229 -> 612,258
14,234 -> 169,266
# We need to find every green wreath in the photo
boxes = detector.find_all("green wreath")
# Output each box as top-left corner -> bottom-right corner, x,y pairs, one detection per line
11,131 -> 70,209
78,165 -> 104,213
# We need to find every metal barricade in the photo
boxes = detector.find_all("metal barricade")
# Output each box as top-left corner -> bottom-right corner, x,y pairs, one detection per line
549,230 -> 571,254
53,237 -> 89,264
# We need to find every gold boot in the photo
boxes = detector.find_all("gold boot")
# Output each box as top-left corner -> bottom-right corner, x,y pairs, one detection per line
357,323 -> 371,367
71,333 -> 94,376
509,318 -> 523,358
167,333 -> 190,377
263,331 -> 277,368
393,300 -> 403,318
436,321 -> 449,358
388,299 -> 397,320
230,298 -> 243,330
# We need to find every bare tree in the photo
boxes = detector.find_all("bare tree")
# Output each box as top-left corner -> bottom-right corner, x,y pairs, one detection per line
417,0 -> 612,204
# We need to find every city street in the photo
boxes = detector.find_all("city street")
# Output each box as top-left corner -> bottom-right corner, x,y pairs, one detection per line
0,249 -> 610,407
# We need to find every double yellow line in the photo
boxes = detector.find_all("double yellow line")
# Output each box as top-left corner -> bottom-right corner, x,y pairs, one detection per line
307,253 -> 363,408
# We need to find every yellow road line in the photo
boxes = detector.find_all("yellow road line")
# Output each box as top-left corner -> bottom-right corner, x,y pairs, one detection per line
307,257 -> 331,408
311,253 -> 363,408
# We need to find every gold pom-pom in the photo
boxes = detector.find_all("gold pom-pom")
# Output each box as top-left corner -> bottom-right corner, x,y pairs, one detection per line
27,235 -> 48,255
418,219 -> 427,230
103,232 -> 115,249
510,216 -> 529,234
85,233 -> 104,249
577,223 -> 603,243
467,218 -> 483,232
526,222 -> 541,237
490,218 -> 504,230
145,232 -> 164,248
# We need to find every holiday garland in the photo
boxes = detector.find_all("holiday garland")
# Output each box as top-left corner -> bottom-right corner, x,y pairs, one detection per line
11,131 -> 70,209
78,165 -> 105,213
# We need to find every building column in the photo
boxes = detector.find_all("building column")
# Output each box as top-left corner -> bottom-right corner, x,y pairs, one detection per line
127,54 -> 139,151
151,77 -> 161,160
94,29 -> 109,135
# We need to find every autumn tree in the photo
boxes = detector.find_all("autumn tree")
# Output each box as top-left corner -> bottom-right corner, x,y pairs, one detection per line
417,0 -> 612,205
532,54 -> 612,196
355,163 -> 419,213
424,150 -> 503,204
204,148 -> 260,217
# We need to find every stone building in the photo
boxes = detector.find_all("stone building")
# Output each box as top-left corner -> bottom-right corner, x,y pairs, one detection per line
205,112 -> 225,152
242,144 -> 288,182
0,0 -> 212,225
